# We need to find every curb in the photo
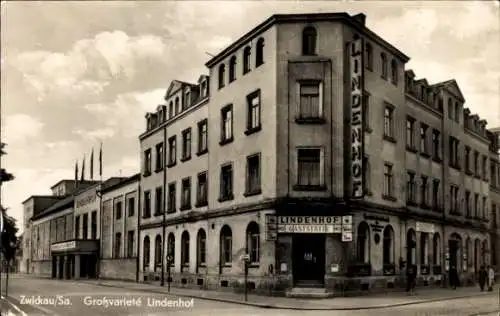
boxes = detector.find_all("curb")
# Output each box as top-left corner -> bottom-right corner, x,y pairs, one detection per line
81,280 -> 491,311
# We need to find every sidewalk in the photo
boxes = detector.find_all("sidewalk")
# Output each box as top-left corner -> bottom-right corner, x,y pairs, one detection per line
74,278 -> 494,310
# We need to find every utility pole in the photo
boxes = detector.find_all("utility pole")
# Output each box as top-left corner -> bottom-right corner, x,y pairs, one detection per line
160,119 -> 167,286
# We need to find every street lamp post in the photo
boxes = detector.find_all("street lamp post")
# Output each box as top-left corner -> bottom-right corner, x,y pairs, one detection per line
240,253 -> 250,302
166,255 -> 173,292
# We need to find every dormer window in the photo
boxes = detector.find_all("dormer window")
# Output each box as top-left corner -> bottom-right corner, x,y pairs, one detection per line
175,97 -> 180,115
229,56 -> 236,83
255,38 -> 265,67
168,101 -> 174,119
390,59 -> 398,85
218,64 -> 225,89
243,46 -> 251,74
185,90 -> 191,108
201,80 -> 207,97
302,26 -> 317,56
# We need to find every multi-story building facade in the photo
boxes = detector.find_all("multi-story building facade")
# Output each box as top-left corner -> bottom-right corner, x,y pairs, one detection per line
137,12 -> 500,295
487,128 -> 500,267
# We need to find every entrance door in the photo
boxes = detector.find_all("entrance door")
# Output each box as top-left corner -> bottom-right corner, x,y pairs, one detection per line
51,257 -> 57,278
449,240 -> 459,269
58,256 -> 64,279
292,234 -> 325,286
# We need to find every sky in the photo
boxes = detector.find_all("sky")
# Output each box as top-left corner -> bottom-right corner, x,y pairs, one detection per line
1,1 -> 499,234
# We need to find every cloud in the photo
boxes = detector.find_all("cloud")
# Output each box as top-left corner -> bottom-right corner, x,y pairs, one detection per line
84,88 -> 166,137
11,31 -> 170,101
444,2 -> 500,39
73,127 -> 116,142
1,114 -> 44,144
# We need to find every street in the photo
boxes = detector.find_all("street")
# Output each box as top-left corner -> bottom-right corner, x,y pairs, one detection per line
0,276 -> 499,316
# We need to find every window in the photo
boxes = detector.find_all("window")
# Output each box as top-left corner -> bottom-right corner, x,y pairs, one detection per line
144,149 -> 152,175
91,211 -> 97,239
218,64 -> 225,89
246,154 -> 261,195
167,182 -> 176,213
220,104 -> 233,144
483,197 -> 488,220
197,229 -> 207,266
466,190 -> 472,217
175,97 -> 180,115
155,186 -> 163,215
381,53 -> 387,79
298,82 -> 322,119
246,90 -> 261,132
491,161 -> 497,186
383,163 -> 394,197
432,129 -> 441,160
384,106 -> 394,138
75,215 -> 80,239
143,190 -> 151,218
114,232 -> 122,258
181,177 -> 191,210
465,146 -> 471,172
168,135 -> 176,166
228,56 -> 236,83
196,172 -> 208,206
143,236 -> 150,271
356,222 -> 370,263
449,185 -> 459,214
432,179 -> 440,209
432,234 -> 441,267
181,231 -> 190,266
448,99 -> 453,120
365,43 -> 373,70
363,93 -> 370,131
220,225 -> 232,266
390,59 -> 398,84
155,142 -> 163,171
420,176 -> 428,206
420,233 -> 429,267
184,90 -> 191,109
474,151 -> 479,175
168,101 -> 174,118
120,230 -> 130,259
454,102 -> 460,122
363,155 -> 371,194
154,235 -> 162,270
219,164 -> 233,201
255,38 -> 264,67
201,80 -> 207,98
420,124 -> 428,154
243,46 -> 251,74
82,213 -> 88,239
167,233 -> 175,266
297,148 -> 323,187
302,26 -> 317,55
115,201 -> 122,220
482,156 -> 488,179
197,119 -> 208,154
406,117 -> 415,149
181,128 -> 192,161
246,222 -> 260,264
449,137 -> 459,168
383,226 -> 394,265
474,193 -> 480,218
128,197 -> 135,217
406,171 -> 416,203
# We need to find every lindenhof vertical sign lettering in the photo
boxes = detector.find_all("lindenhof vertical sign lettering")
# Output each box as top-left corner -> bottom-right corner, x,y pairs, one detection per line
350,36 -> 364,199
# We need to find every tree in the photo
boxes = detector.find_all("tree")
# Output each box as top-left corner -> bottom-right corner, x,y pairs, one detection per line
0,143 -> 14,183
0,142 -> 17,263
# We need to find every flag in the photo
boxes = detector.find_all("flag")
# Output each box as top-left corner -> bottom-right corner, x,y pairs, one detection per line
90,148 -> 94,180
75,160 -> 79,182
99,142 -> 103,178
81,155 -> 85,182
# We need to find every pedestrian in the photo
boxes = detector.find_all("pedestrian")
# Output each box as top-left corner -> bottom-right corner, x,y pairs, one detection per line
405,263 -> 414,294
410,264 -> 417,294
487,265 -> 495,292
449,265 -> 457,289
478,265 -> 487,291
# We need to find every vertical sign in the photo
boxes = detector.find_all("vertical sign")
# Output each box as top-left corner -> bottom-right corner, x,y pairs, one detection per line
265,214 -> 277,241
350,36 -> 364,199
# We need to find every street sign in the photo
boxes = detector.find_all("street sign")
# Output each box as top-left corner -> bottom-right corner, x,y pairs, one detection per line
240,254 -> 250,261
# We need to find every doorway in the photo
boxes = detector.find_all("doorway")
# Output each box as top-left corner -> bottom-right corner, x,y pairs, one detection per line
449,240 -> 459,269
292,234 -> 325,286
51,257 -> 57,278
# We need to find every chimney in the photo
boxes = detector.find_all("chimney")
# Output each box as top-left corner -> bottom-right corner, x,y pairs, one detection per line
352,13 -> 366,26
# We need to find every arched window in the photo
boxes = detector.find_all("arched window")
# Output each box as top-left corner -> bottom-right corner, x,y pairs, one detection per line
467,237 -> 473,269
143,236 -> 150,272
406,229 -> 416,265
356,222 -> 370,263
482,240 -> 488,267
197,229 -> 206,267
474,238 -> 481,273
220,225 -> 232,266
154,234 -> 162,271
229,56 -> 236,83
243,46 -> 251,74
433,233 -> 441,266
246,222 -> 260,264
383,225 -> 394,264
167,233 -> 175,266
302,26 -> 317,56
168,101 -> 174,118
218,64 -> 225,89
391,59 -> 398,85
420,232 -> 430,267
255,38 -> 265,67
175,97 -> 180,115
380,53 -> 387,79
181,231 -> 190,267
365,43 -> 373,70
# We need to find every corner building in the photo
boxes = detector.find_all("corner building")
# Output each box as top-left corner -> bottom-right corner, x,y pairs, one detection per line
138,12 -> 500,295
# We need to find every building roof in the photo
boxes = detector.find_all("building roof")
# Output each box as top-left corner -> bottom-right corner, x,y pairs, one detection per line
101,173 -> 140,194
205,12 -> 410,68
21,195 -> 63,205
31,194 -> 74,221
